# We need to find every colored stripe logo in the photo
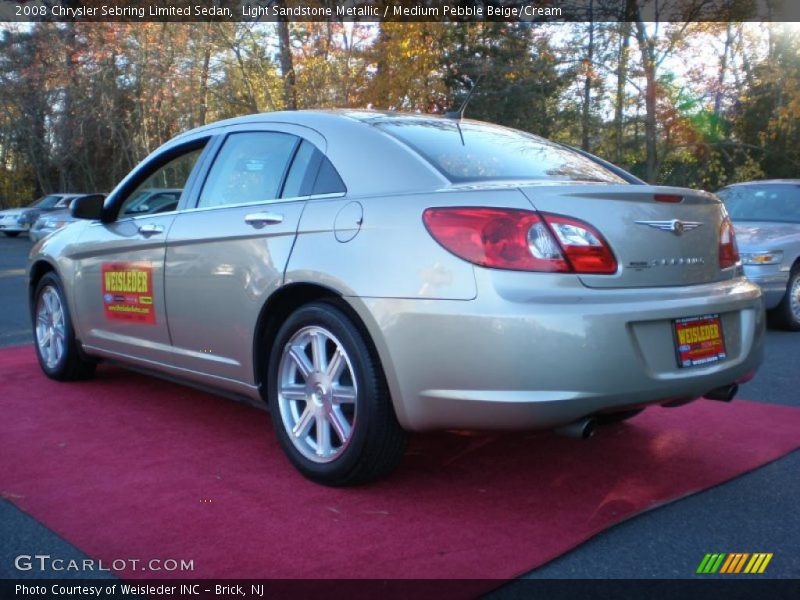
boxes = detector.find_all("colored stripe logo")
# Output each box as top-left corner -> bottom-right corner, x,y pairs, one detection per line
697,553 -> 773,574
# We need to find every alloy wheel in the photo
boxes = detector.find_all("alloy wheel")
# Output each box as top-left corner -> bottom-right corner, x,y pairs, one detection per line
35,285 -> 65,369
277,325 -> 358,463
791,274 -> 800,321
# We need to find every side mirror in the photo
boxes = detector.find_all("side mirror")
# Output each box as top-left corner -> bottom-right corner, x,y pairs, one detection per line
70,194 -> 105,220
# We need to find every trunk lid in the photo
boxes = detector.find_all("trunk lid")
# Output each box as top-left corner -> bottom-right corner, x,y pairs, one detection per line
518,183 -> 728,288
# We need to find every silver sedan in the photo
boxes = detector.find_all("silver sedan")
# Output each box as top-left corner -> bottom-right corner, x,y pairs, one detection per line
28,111 -> 764,485
717,180 -> 800,330
29,195 -> 98,243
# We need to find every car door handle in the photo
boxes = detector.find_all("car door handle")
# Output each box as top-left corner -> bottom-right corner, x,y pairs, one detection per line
137,223 -> 164,237
244,212 -> 283,227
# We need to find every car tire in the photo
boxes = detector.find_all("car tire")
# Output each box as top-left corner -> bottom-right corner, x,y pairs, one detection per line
267,301 -> 407,486
595,408 -> 644,425
32,272 -> 97,381
771,267 -> 800,331
3,231 -> 20,237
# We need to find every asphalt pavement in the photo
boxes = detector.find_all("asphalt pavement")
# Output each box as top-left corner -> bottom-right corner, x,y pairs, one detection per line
0,234 -> 797,584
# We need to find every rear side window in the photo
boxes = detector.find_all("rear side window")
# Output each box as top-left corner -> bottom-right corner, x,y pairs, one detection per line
199,132 -> 298,209
281,141 -> 317,198
374,119 -> 625,184
312,157 -> 346,195
281,140 -> 346,198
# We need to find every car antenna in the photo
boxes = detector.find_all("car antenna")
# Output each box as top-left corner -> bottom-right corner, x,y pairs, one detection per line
445,75 -> 482,121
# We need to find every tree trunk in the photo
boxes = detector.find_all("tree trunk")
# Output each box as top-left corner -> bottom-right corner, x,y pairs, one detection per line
614,22 -> 631,164
60,22 -> 79,191
198,24 -> 212,126
277,16 -> 297,110
713,22 -> 733,137
635,18 -> 658,183
581,12 -> 594,152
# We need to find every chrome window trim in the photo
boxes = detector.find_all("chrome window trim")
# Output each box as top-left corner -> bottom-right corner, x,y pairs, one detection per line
177,192 -> 346,215
88,193 -> 346,226
88,211 -> 179,227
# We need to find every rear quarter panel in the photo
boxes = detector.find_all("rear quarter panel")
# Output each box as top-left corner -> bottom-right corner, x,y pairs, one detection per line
285,187 -> 539,299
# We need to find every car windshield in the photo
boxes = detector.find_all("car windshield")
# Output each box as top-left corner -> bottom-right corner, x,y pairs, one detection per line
373,118 -> 626,184
717,184 -> 800,223
31,195 -> 63,209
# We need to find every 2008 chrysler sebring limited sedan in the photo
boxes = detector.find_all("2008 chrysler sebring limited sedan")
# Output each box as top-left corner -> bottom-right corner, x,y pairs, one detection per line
28,111 -> 764,485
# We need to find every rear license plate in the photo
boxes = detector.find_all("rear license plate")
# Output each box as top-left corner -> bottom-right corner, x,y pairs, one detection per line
673,314 -> 726,368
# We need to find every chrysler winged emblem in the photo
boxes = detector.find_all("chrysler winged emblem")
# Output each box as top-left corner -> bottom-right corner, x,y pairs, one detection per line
635,219 -> 703,236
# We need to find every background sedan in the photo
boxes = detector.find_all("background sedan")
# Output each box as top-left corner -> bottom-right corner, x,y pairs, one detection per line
0,194 -> 79,237
717,180 -> 800,330
28,194 -> 102,243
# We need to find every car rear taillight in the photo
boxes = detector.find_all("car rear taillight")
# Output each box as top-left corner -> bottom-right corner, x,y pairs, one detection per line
719,217 -> 740,269
543,214 -> 618,274
422,207 -> 617,274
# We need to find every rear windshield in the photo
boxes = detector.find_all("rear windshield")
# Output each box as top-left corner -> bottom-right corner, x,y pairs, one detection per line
374,119 -> 626,184
717,184 -> 800,223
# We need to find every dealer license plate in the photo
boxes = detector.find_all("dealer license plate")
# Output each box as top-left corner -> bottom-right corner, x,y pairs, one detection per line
673,314 -> 727,368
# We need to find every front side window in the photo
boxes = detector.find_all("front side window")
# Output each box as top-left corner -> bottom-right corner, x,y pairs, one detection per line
374,118 -> 626,184
198,132 -> 298,209
118,148 -> 204,217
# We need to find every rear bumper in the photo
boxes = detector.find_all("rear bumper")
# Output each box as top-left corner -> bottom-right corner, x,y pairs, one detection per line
352,272 -> 765,432
743,265 -> 789,309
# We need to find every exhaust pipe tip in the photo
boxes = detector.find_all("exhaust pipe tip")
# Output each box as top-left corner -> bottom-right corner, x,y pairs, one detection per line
705,383 -> 739,402
555,418 -> 596,439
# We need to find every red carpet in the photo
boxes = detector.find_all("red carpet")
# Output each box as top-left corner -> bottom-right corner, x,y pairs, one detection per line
0,345 -> 798,581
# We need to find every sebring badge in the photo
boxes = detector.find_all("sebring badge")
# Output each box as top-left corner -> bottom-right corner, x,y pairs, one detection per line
635,219 -> 703,236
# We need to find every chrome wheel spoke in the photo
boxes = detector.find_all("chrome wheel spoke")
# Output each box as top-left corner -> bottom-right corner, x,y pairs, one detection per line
332,386 -> 357,404
43,291 -> 54,314
53,338 -> 64,363
280,384 -> 307,401
316,415 -> 332,457
292,406 -> 315,439
46,335 -> 57,365
326,347 -> 345,382
288,345 -> 313,379
328,407 -> 351,443
311,331 -> 327,373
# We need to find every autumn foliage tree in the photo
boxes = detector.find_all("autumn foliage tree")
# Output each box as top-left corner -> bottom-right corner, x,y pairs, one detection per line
0,20 -> 796,206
